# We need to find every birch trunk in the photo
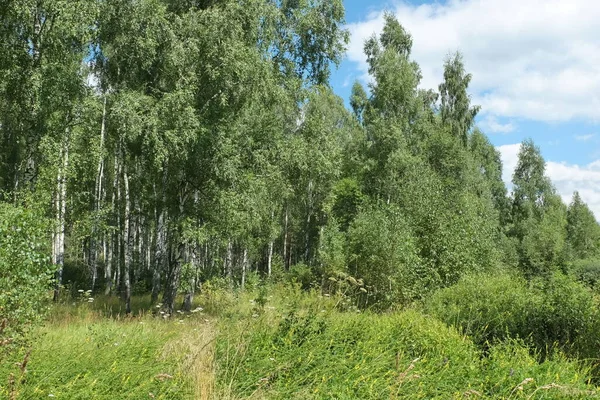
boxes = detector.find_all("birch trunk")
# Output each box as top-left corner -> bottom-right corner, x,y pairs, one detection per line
53,127 -> 70,301
105,153 -> 119,295
182,246 -> 195,312
91,95 -> 107,292
267,241 -> 273,277
225,240 -> 233,282
283,204 -> 289,271
123,165 -> 132,314
163,243 -> 184,315
241,248 -> 248,289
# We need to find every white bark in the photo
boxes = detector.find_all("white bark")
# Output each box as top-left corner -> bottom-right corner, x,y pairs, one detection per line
241,248 -> 248,289
91,95 -> 107,291
123,165 -> 132,314
53,127 -> 70,301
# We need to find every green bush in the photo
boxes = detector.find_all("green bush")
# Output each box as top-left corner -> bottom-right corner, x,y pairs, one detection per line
346,205 -> 424,307
571,258 -> 600,290
426,272 -> 598,359
0,203 -> 53,347
288,263 -> 319,290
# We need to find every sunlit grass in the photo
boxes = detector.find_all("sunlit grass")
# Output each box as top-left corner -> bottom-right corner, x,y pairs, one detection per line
0,295 -> 216,399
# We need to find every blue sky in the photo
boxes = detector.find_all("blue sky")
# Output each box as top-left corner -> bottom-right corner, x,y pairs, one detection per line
330,0 -> 600,217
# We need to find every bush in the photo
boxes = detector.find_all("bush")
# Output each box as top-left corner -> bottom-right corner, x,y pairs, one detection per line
425,271 -> 598,359
288,263 -> 318,290
346,205 -> 424,307
0,203 -> 53,348
571,258 -> 600,290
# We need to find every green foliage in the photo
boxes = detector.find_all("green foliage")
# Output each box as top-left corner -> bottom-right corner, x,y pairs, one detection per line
288,263 -> 318,290
346,205 -> 423,307
216,308 -> 595,399
0,203 -> 53,345
518,194 -> 568,276
439,52 -> 480,146
426,272 -> 598,359
567,191 -> 600,260
571,258 -> 600,290
509,140 -> 570,276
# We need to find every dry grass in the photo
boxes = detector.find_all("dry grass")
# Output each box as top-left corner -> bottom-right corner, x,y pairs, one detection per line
161,318 -> 218,399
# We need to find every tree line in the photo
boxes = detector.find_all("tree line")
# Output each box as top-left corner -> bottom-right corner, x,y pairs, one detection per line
1,1 -> 598,315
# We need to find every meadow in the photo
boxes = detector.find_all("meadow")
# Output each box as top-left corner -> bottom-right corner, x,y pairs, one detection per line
3,279 -> 599,399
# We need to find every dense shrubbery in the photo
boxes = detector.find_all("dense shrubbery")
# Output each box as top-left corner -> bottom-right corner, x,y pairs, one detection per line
571,258 -> 600,291
0,203 -> 53,347
426,272 -> 599,360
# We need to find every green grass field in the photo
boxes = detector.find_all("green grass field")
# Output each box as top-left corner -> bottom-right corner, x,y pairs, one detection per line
2,285 -> 599,399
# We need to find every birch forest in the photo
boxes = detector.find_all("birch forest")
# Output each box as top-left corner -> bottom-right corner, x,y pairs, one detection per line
3,1 -> 600,399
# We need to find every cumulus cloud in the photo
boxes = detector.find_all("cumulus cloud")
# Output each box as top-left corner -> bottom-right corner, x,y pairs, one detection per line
346,0 -> 600,123
497,143 -> 521,185
497,143 -> 600,219
480,116 -> 516,134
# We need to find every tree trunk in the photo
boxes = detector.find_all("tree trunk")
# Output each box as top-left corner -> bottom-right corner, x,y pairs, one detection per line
283,204 -> 289,271
305,180 -> 313,262
91,95 -> 107,292
182,246 -> 195,312
163,243 -> 184,315
53,126 -> 70,301
225,239 -> 233,283
241,248 -> 248,289
123,165 -> 132,314
267,241 -> 273,277
105,153 -> 119,296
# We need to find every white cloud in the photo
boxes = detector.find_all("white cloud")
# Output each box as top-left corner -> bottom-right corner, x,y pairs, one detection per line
497,143 -> 521,185
497,143 -> 600,219
480,116 -> 516,134
346,0 -> 600,123
575,134 -> 595,142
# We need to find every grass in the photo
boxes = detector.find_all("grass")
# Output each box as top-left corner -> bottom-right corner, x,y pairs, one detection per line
0,297 -> 216,399
216,309 -> 598,399
2,282 -> 600,399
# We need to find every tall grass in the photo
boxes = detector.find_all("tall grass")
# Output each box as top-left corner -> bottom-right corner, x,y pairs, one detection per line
0,297 -> 215,399
3,282 -> 600,399
214,283 -> 599,399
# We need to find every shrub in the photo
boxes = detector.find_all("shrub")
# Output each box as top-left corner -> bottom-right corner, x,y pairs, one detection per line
571,258 -> 600,290
346,205 -> 424,307
0,203 -> 53,349
425,271 -> 598,359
